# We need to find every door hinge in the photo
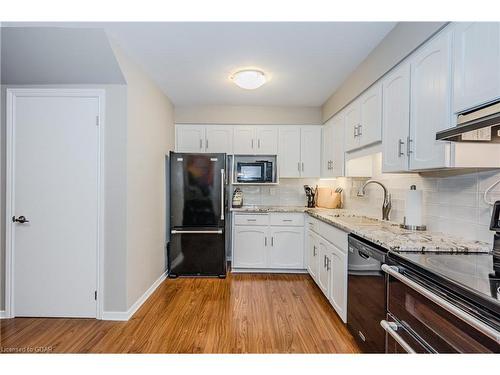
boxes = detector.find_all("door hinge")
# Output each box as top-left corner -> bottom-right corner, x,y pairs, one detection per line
94,290 -> 97,300
96,116 -> 100,126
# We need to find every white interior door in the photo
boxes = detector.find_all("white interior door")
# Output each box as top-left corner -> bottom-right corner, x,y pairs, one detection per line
10,92 -> 100,318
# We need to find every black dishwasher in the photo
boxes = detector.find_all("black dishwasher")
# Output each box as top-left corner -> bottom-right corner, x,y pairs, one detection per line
347,234 -> 387,353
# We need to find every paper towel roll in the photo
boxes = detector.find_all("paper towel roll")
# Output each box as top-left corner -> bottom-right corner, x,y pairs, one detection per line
405,185 -> 423,226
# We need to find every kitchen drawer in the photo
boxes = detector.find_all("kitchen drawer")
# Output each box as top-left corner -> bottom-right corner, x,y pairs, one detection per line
270,213 -> 305,227
234,213 -> 269,226
306,216 -> 322,234
319,221 -> 348,252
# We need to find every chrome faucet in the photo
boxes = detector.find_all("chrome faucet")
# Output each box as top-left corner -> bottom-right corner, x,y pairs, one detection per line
357,180 -> 392,221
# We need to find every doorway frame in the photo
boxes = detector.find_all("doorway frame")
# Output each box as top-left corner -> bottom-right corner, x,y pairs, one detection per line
5,88 -> 106,319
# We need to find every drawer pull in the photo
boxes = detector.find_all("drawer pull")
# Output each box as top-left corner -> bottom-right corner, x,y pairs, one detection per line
247,219 -> 257,222
380,320 -> 416,354
282,219 -> 293,222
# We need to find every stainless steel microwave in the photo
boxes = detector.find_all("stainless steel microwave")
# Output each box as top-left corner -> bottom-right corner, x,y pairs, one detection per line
236,160 -> 274,183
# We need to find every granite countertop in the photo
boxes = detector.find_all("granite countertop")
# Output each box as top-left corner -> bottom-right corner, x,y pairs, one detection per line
232,205 -> 492,253
230,205 -> 309,213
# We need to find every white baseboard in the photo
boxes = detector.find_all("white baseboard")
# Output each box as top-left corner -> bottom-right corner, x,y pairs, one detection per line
231,268 -> 308,274
102,271 -> 167,321
0,310 -> 8,319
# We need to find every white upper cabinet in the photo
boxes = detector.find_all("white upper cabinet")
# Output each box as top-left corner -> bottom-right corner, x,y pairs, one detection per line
255,126 -> 279,154
409,29 -> 452,170
344,100 -> 361,152
344,83 -> 382,152
321,119 -> 334,177
278,126 -> 301,177
233,125 -> 278,155
233,126 -> 256,154
359,82 -> 383,147
175,124 -> 205,152
453,22 -> 500,114
300,126 -> 322,177
205,125 -> 233,154
382,62 -> 411,173
331,114 -> 345,177
279,126 -> 321,178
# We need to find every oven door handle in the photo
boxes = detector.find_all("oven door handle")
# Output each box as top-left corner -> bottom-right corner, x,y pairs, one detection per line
382,264 -> 500,344
380,320 -> 416,354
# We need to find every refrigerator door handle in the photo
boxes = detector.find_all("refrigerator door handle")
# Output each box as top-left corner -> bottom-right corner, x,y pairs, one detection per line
171,229 -> 223,234
220,168 -> 225,220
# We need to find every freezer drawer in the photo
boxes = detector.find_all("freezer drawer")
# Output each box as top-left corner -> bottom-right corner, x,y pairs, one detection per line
168,229 -> 226,277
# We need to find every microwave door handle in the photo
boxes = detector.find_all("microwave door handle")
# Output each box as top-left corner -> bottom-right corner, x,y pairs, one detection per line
380,320 -> 416,354
382,264 -> 500,344
221,169 -> 225,220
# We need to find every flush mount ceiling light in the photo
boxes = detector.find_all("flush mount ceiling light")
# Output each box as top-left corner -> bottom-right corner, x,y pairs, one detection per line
230,69 -> 267,90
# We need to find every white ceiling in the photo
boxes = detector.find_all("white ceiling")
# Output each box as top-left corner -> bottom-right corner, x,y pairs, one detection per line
4,22 -> 396,106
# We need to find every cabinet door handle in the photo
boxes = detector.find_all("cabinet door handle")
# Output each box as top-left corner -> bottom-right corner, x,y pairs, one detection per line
324,255 -> 327,267
327,257 -> 331,271
265,237 -> 267,246
258,139 -> 261,148
206,139 -> 209,149
407,136 -> 413,156
353,125 -> 358,137
199,139 -> 203,150
297,162 -> 301,172
358,124 -> 362,136
398,139 -> 405,157
252,139 -> 254,149
271,237 -> 274,246
301,162 -> 304,172
313,246 -> 316,256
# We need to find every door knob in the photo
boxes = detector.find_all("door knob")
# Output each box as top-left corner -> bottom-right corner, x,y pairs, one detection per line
12,215 -> 29,223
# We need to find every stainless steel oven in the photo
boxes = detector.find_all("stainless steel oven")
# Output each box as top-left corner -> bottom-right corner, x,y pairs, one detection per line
382,260 -> 500,353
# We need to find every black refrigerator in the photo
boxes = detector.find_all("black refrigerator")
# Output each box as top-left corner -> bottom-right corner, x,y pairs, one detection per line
168,152 -> 227,278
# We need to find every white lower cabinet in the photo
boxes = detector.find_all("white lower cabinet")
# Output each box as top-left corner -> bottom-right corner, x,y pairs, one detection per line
329,244 -> 347,322
232,213 -> 305,270
268,227 -> 304,269
232,226 -> 268,268
306,230 -> 319,281
317,240 -> 331,296
306,216 -> 348,323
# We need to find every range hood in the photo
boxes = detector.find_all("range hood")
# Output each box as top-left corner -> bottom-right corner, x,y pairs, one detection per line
436,101 -> 500,142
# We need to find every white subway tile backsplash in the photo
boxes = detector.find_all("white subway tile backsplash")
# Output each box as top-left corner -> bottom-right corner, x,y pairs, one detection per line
340,153 -> 500,245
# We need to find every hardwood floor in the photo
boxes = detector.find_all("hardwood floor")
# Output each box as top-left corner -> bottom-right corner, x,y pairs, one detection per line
0,273 -> 360,353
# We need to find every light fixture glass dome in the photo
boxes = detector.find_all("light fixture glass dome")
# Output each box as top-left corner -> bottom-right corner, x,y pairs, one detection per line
230,69 -> 267,90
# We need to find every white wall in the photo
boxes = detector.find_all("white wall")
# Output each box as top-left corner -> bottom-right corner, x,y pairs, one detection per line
175,105 -> 322,125
322,22 -> 447,122
1,27 -> 125,85
110,42 -> 175,309
338,154 -> 497,244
